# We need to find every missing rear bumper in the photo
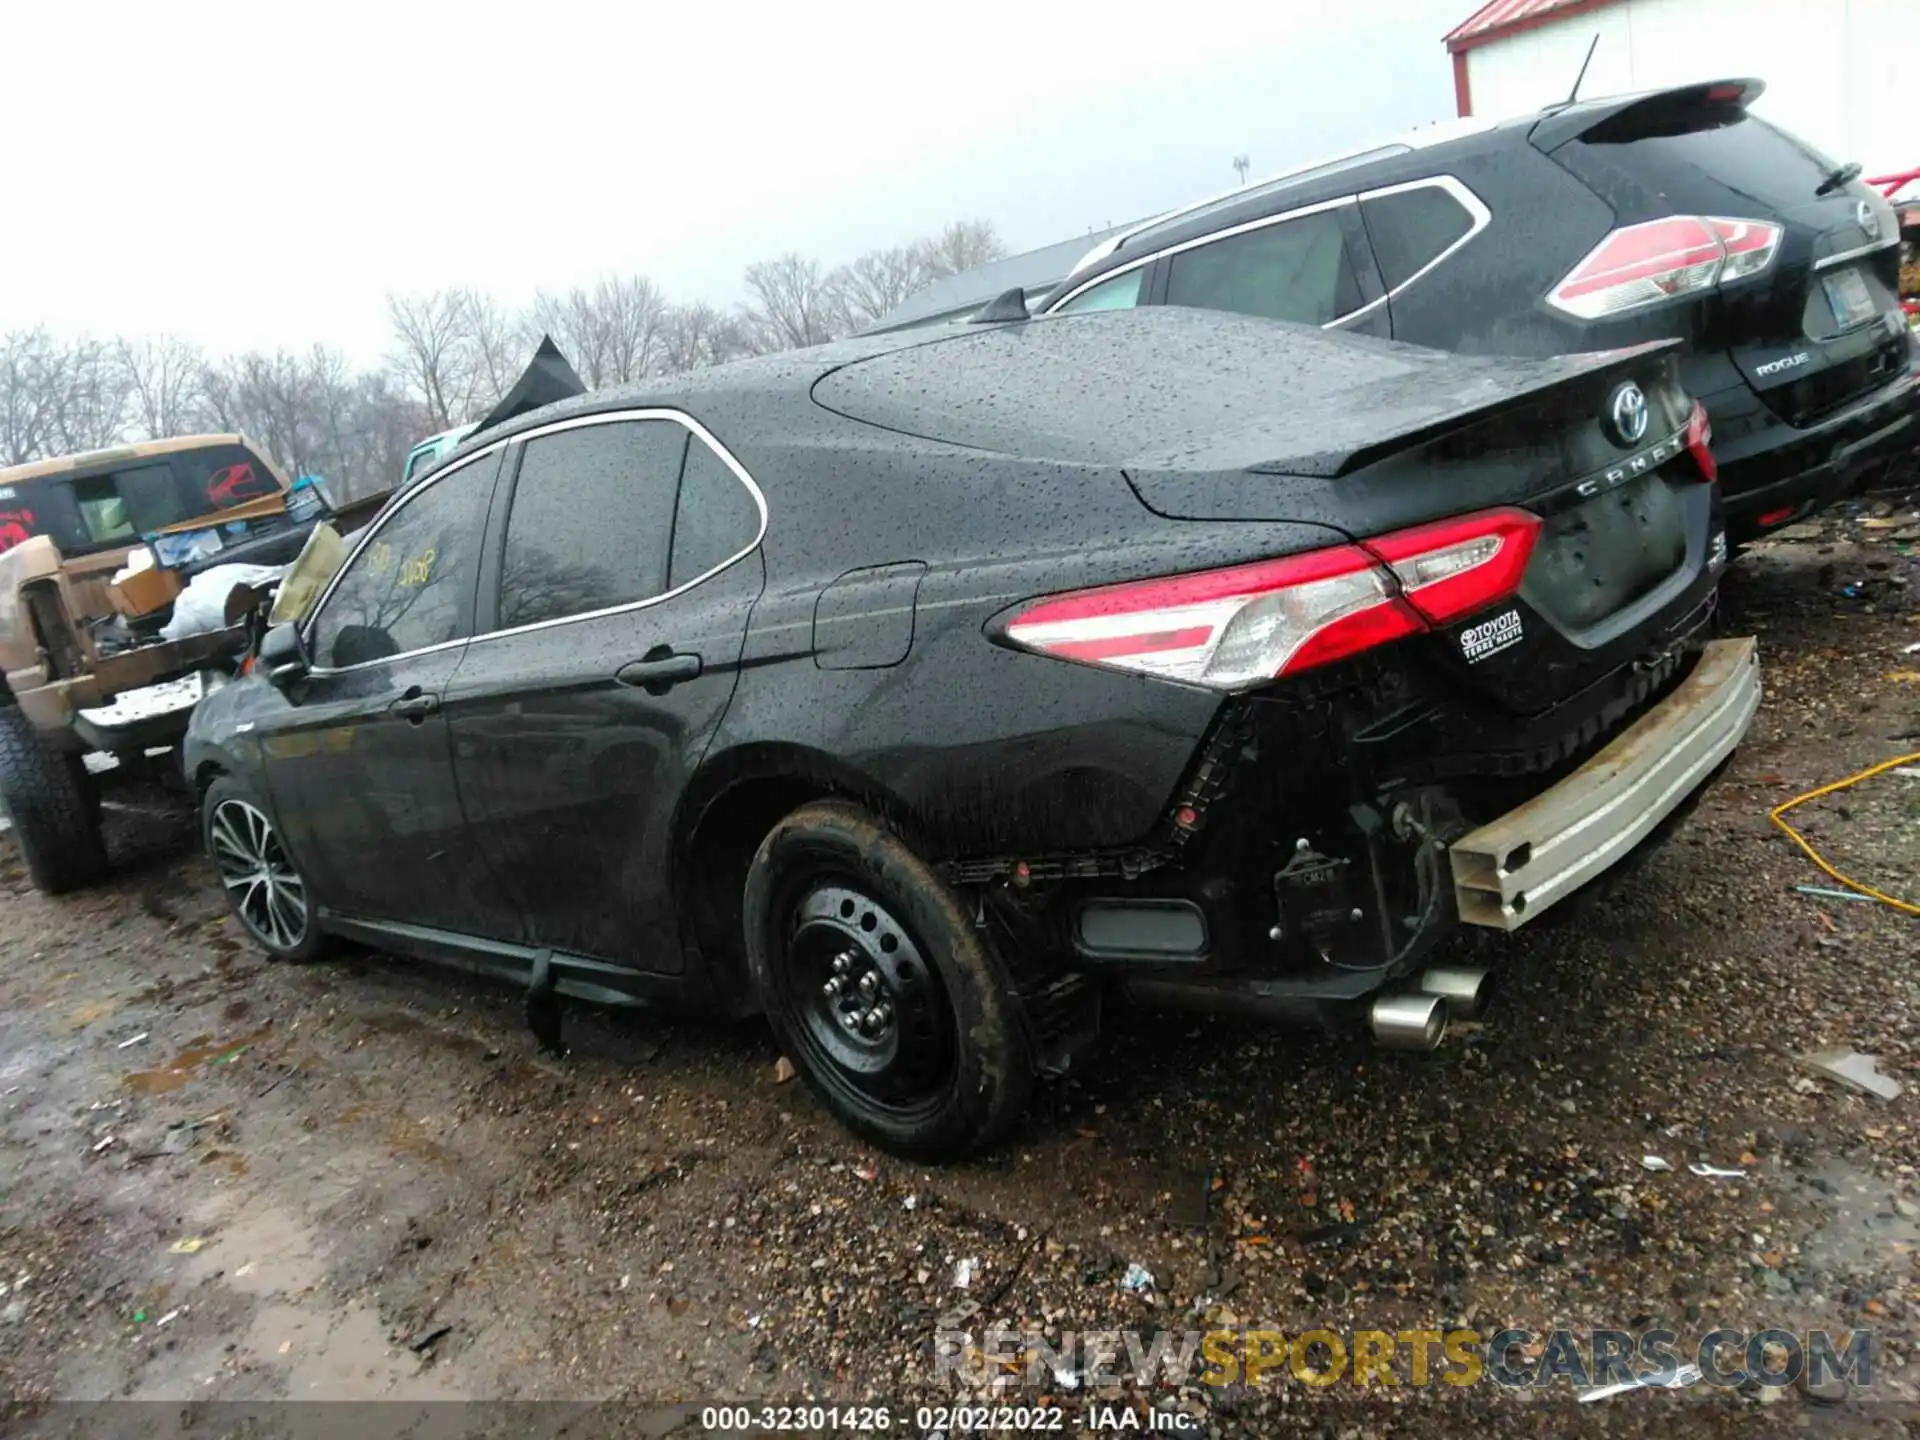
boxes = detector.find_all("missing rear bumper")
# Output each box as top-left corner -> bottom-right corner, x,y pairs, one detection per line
1450,636 -> 1760,930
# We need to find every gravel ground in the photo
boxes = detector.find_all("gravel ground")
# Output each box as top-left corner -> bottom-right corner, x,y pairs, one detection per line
0,489 -> 1916,1438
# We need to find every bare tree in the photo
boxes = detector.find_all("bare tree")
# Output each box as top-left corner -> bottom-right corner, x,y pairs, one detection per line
0,329 -> 68,466
117,335 -> 205,440
386,291 -> 472,430
914,220 -> 1006,280
828,245 -> 932,332
527,286 -> 611,389
454,288 -> 525,412
741,253 -> 839,352
1232,154 -> 1250,185
594,275 -> 669,385
659,302 -> 752,373
0,211 -> 1013,473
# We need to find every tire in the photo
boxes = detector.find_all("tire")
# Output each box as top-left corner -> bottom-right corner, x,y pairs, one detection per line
0,706 -> 109,894
201,776 -> 328,963
744,800 -> 1034,1161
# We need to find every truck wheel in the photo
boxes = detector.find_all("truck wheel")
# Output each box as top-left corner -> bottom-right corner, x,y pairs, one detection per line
0,706 -> 110,894
202,776 -> 328,963
744,800 -> 1034,1160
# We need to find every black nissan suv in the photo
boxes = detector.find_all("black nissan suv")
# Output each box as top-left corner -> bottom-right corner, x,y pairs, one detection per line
1038,79 -> 1916,542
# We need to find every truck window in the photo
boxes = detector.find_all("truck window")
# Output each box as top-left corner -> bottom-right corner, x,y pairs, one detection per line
71,479 -> 138,546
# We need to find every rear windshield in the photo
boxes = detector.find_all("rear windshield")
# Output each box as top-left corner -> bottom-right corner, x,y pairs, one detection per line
0,443 -> 281,559
1578,110 -> 1842,214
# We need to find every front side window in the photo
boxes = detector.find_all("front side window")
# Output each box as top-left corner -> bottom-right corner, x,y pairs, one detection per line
1054,268 -> 1147,314
307,453 -> 497,669
497,419 -> 688,630
1164,209 -> 1362,326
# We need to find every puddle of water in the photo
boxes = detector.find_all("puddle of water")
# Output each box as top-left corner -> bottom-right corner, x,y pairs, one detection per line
185,1204 -> 327,1296
124,1025 -> 274,1095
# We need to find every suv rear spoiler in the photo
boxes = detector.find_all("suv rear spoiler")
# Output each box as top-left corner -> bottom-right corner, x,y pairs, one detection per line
1528,77 -> 1765,154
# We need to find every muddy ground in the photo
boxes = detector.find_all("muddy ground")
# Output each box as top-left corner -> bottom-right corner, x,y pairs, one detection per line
1,492 -> 1918,1439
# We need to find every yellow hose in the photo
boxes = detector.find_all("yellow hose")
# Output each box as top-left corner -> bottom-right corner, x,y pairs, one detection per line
1769,753 -> 1920,917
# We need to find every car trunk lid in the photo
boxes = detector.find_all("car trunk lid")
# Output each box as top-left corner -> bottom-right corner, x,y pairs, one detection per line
1122,342 -> 1717,714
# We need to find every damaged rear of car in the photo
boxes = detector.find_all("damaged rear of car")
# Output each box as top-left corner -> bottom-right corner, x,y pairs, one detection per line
746,309 -> 1757,1151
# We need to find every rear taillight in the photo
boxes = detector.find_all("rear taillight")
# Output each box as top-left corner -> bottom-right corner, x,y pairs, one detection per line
1000,508 -> 1541,692
1365,508 -> 1539,626
1546,215 -> 1783,320
1684,400 -> 1716,483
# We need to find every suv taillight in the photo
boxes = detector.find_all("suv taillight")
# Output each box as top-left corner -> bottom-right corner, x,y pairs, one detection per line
999,509 -> 1541,692
1685,400 -> 1716,483
1546,215 -> 1783,320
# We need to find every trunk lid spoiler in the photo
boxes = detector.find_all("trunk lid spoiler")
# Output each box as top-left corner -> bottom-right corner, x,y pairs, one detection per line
1527,77 -> 1765,154
1234,338 -> 1680,479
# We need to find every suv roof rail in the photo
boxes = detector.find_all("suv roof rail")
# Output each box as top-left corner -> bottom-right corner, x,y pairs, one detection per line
1061,116 -> 1506,281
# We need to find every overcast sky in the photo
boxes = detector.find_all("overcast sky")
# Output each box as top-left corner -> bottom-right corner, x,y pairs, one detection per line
0,0 -> 1470,364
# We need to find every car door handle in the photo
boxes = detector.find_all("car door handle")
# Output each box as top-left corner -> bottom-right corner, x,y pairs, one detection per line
389,690 -> 441,722
616,650 -> 702,693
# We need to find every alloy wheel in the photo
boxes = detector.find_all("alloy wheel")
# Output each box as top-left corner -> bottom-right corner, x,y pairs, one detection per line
785,880 -> 955,1114
208,798 -> 309,950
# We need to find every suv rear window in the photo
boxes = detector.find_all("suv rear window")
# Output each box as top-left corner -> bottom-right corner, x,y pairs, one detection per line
1361,184 -> 1476,290
1577,111 -> 1841,215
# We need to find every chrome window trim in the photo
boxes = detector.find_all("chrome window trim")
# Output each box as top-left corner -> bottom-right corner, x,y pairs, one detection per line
299,408 -> 769,674
302,440 -> 510,676
1058,117 -> 1503,279
1044,192 -> 1356,314
1044,176 -> 1490,332
467,407 -> 769,648
1814,236 -> 1899,271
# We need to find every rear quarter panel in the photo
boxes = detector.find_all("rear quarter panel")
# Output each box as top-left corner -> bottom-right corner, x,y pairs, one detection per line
703,432 -> 1350,857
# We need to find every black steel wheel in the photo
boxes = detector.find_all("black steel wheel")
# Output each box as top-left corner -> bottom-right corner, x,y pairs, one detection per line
787,882 -> 956,1120
745,800 -> 1032,1159
201,776 -> 327,963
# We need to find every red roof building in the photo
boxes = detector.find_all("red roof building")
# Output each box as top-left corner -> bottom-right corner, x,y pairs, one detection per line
1440,0 -> 1905,178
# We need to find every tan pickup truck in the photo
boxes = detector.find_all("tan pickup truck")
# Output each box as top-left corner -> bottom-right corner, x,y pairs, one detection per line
0,436 -> 315,892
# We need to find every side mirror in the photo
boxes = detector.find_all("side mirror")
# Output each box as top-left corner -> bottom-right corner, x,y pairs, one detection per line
259,623 -> 307,690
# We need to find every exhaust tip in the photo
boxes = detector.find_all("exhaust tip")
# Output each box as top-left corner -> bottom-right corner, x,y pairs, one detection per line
1369,991 -> 1448,1051
1419,965 -> 1492,1019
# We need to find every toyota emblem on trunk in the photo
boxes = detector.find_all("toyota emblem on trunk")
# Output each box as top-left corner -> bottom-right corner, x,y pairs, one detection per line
1606,382 -> 1649,447
1857,199 -> 1880,239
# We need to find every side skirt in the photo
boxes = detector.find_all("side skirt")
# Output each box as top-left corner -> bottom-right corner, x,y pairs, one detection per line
318,912 -> 681,1010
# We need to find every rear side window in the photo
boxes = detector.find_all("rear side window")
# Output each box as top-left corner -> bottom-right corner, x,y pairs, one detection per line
668,438 -> 760,590
172,444 -> 280,510
1055,269 -> 1146,314
498,419 -> 689,630
1361,184 -> 1477,290
1164,210 -> 1361,325
308,452 -> 498,669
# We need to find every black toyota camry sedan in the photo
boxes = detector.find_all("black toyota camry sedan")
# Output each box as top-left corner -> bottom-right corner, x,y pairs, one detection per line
186,307 -> 1760,1158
